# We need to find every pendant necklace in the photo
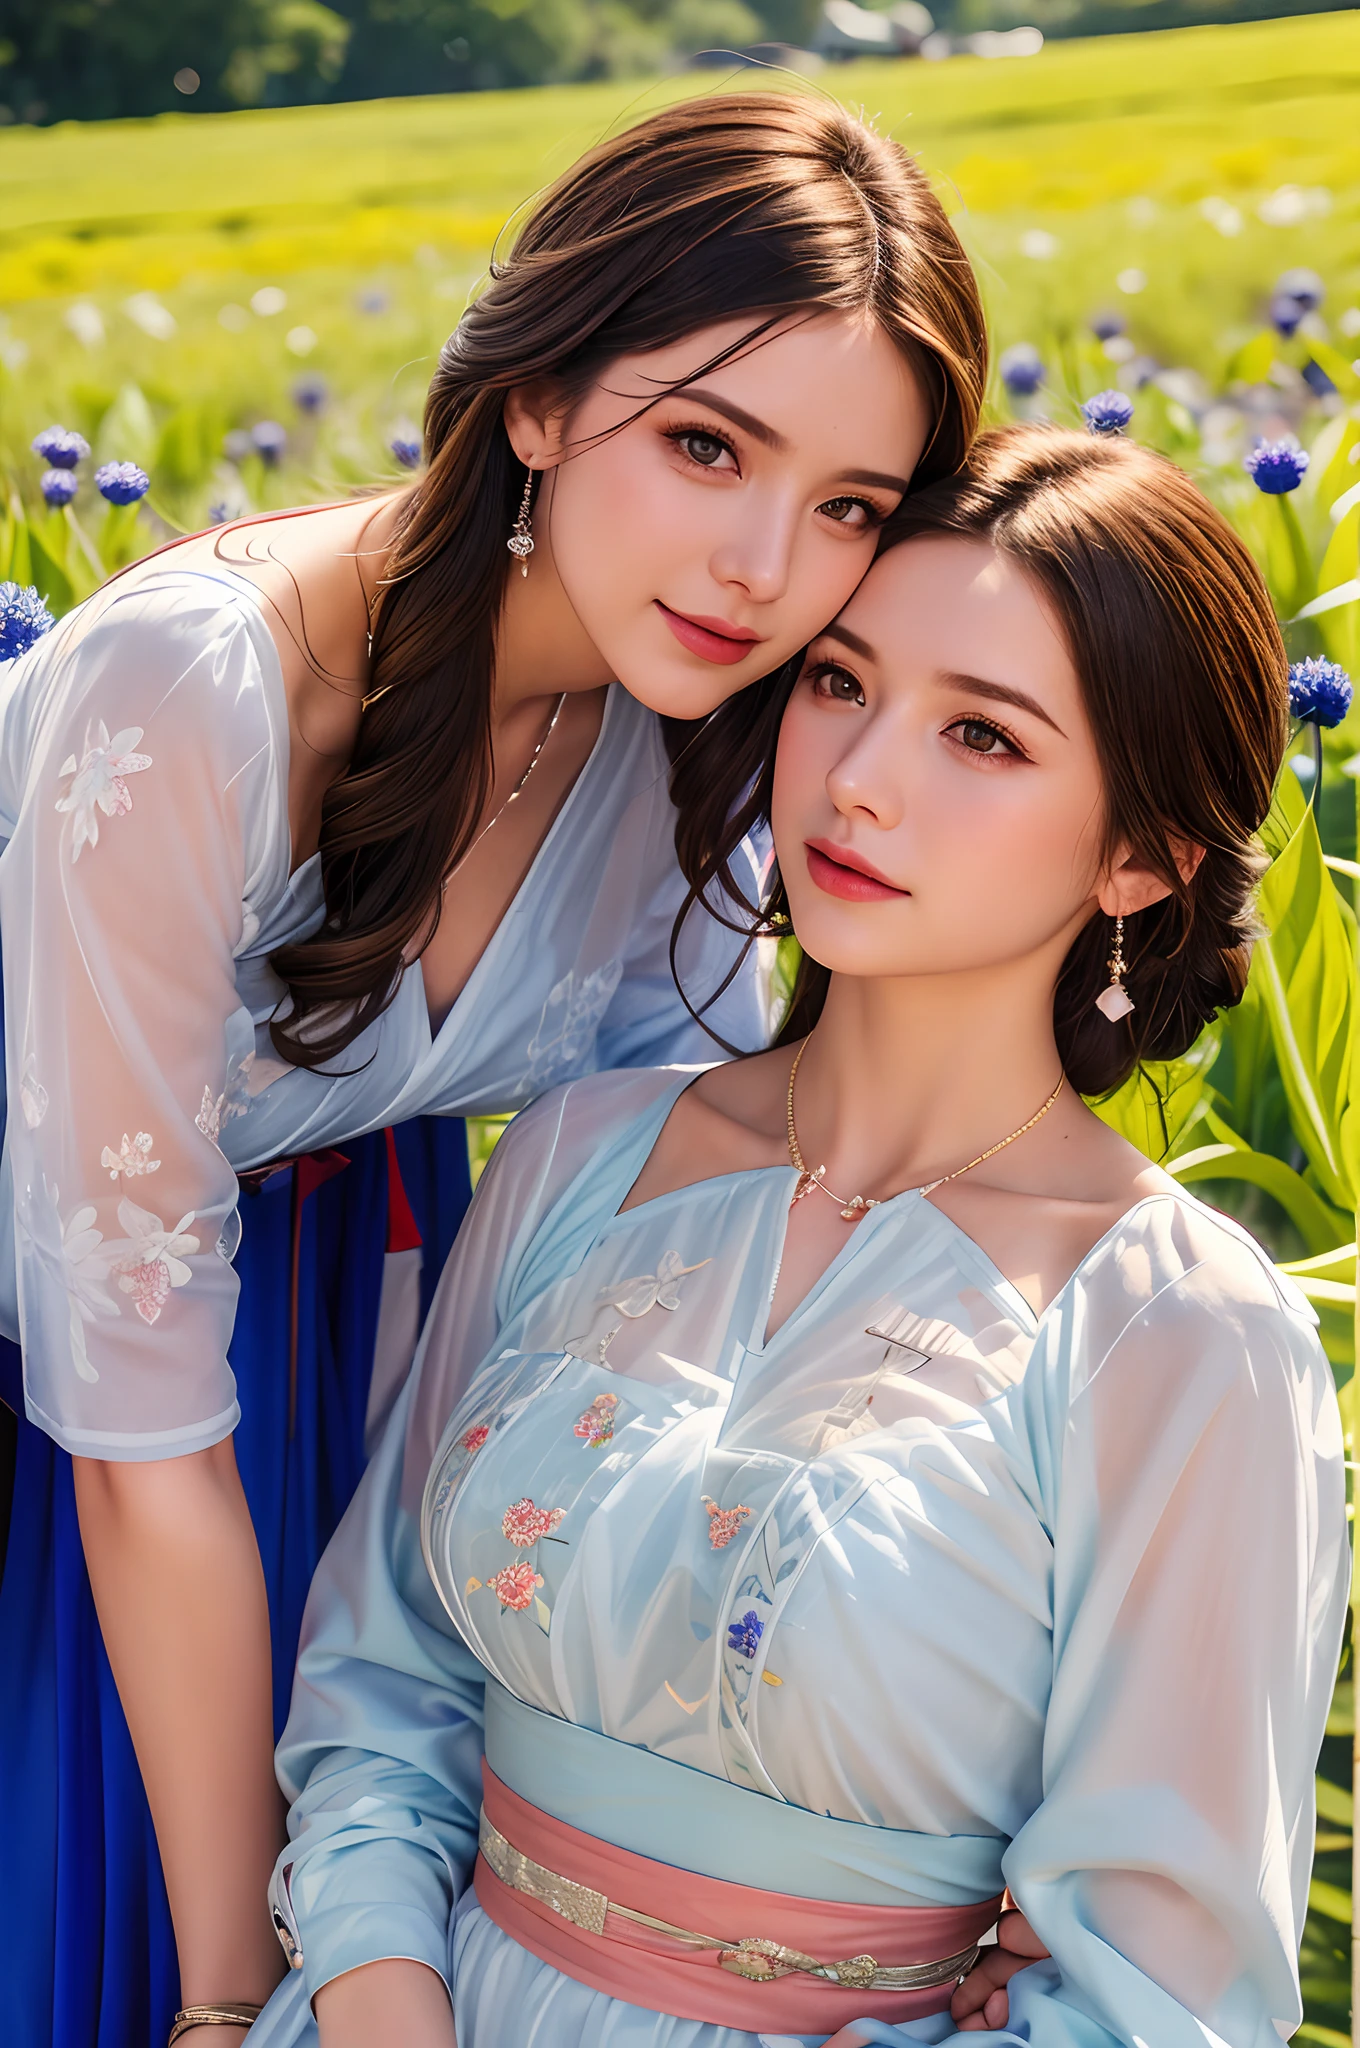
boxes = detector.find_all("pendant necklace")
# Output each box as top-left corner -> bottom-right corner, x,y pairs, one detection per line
785,1036 -> 1065,1221
442,693 -> 567,887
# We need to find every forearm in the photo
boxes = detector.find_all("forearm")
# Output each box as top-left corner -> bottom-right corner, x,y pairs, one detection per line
73,1439 -> 286,2019
315,1959 -> 456,2048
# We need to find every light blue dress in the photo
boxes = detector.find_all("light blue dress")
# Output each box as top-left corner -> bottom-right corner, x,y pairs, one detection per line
0,567 -> 766,1459
255,1066 -> 1348,2048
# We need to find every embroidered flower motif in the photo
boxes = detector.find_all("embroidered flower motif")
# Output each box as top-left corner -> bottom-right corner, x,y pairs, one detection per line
100,1130 -> 161,1181
501,1497 -> 567,1547
702,1496 -> 751,1551
520,959 -> 625,1091
563,1325 -> 618,1365
460,1423 -> 490,1455
17,1181 -> 119,1383
598,1249 -> 710,1320
727,1610 -> 764,1659
573,1392 -> 618,1447
55,720 -> 153,862
196,1052 -> 257,1146
20,1057 -> 48,1129
487,1561 -> 544,1612
433,1476 -> 454,1512
108,1199 -> 199,1325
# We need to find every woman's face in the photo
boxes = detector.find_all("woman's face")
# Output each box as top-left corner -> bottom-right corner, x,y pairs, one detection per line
522,313 -> 931,719
773,534 -> 1113,986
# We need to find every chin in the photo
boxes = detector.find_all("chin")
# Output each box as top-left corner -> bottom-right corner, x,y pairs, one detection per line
611,659 -> 752,722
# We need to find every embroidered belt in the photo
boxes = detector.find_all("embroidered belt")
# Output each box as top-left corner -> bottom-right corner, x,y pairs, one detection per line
478,1809 -> 981,1992
472,1761 -> 1003,2032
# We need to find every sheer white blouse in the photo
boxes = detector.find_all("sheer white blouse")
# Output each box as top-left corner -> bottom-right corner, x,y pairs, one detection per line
258,1066 -> 1348,2048
0,570 -> 765,1461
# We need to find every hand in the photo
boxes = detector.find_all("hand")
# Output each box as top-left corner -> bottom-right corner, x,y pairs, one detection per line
950,1907 -> 1050,2032
315,1959 -> 456,2048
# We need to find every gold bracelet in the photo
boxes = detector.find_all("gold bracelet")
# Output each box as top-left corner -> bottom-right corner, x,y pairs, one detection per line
167,2005 -> 263,2047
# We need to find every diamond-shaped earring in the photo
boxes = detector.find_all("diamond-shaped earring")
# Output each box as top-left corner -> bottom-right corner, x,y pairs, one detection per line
1095,912 -> 1135,1022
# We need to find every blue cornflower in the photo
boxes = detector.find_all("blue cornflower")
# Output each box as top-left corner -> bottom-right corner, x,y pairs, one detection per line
390,436 -> 422,469
207,502 -> 233,526
41,468 -> 78,507
1289,657 -> 1353,729
291,374 -> 328,415
1269,294 -> 1304,339
1082,390 -> 1134,435
1302,359 -> 1337,400
1245,441 -> 1309,494
95,461 -> 150,505
726,1610 -> 764,1659
31,424 -> 90,469
999,344 -> 1044,397
1276,266 -> 1325,314
0,583 -> 55,663
1090,311 -> 1125,341
251,420 -> 287,465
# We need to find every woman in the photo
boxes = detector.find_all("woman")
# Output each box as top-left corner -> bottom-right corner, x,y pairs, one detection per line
255,425 -> 1345,2048
0,92 -> 988,2047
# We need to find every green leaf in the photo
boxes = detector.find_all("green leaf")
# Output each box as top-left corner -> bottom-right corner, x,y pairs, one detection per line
1229,331 -> 1276,386
1167,1143 -> 1350,1255
1326,1681 -> 1354,1736
1087,1027 -> 1219,1162
1296,2024 -> 1353,2047
1316,1776 -> 1354,1828
1307,1877 -> 1352,1925
1254,771 -> 1359,1211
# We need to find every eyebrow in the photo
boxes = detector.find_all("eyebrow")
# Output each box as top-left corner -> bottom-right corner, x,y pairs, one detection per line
940,671 -> 1067,737
821,620 -> 876,659
677,387 -> 790,453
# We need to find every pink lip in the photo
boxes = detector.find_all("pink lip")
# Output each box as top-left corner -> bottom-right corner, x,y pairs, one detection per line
655,601 -> 763,667
805,840 -> 908,902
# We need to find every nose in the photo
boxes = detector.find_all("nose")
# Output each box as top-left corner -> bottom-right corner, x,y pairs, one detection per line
825,712 -> 904,833
708,489 -> 798,607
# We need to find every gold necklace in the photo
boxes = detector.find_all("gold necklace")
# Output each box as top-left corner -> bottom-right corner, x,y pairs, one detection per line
785,1037 -> 1065,1222
442,693 -> 567,888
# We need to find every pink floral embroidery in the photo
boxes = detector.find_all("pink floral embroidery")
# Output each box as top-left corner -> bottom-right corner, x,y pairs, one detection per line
573,1392 -> 618,1448
101,1131 -> 161,1182
501,1497 -> 567,1547
196,1054 -> 256,1147
487,1562 -> 544,1612
55,720 -> 153,862
108,1200 -> 199,1326
702,1496 -> 751,1551
461,1424 -> 490,1454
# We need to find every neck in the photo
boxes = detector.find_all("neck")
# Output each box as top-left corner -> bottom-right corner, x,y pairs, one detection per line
792,956 -> 1068,1200
492,468 -> 616,720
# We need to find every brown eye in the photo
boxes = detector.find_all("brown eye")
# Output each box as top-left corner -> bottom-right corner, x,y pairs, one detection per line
820,496 -> 872,527
957,718 -> 1005,754
810,662 -> 865,705
681,432 -> 727,467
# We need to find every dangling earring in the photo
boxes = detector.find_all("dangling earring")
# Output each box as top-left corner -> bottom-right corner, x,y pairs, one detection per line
1095,913 -> 1135,1021
507,469 -> 535,577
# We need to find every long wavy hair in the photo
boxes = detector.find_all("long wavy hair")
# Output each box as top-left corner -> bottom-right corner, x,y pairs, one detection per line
269,89 -> 987,1067
679,426 -> 1290,1096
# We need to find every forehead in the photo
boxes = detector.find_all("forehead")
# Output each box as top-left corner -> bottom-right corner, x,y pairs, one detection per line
834,534 -> 1076,690
606,312 -> 922,433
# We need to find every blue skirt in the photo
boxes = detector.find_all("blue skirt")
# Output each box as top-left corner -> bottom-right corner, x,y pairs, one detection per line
0,1118 -> 472,2048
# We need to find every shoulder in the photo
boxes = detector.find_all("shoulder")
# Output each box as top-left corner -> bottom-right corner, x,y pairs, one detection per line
488,1064 -> 695,1186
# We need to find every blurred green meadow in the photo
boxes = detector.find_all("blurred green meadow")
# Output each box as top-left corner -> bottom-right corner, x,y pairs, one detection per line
4,11 -> 1360,2038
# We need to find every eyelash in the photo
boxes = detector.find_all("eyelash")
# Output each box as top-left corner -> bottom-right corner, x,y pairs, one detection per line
807,670 -> 1032,762
664,424 -> 886,527
943,715 -> 1028,763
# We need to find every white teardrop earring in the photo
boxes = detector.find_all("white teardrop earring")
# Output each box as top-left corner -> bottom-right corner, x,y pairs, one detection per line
507,469 -> 535,577
1095,913 -> 1135,1022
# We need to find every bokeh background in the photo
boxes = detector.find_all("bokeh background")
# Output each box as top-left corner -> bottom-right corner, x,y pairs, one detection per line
1,9 -> 1359,2042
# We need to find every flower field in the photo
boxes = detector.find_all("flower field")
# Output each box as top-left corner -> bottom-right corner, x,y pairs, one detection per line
2,9 -> 1360,2037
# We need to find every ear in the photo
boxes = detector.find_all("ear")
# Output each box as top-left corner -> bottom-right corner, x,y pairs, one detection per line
503,380 -> 571,472
1097,836 -> 1205,919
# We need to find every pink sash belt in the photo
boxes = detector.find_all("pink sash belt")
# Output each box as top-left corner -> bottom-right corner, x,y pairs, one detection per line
473,1761 -> 1002,2032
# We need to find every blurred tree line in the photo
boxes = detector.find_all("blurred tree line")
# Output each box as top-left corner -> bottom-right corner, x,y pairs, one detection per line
0,0 -> 1349,122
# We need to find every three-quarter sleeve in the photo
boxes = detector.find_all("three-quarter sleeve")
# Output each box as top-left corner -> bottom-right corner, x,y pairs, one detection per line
0,583 -> 281,1458
857,1197 -> 1348,2048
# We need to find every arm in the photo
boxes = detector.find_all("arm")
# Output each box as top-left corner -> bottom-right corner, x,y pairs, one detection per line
853,1209 -> 1348,2047
1,586 -> 288,2019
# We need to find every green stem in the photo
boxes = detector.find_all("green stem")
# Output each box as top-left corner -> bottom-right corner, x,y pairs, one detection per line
1276,492 -> 1316,621
64,506 -> 105,585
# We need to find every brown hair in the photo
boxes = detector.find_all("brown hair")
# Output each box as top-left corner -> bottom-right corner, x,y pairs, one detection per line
269,89 -> 987,1066
685,425 -> 1290,1097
